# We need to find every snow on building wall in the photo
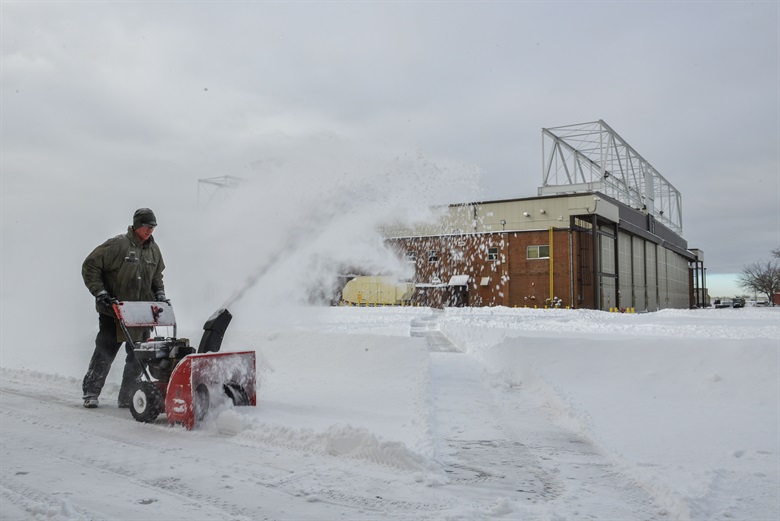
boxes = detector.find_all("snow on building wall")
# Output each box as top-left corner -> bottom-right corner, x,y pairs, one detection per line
383,192 -> 699,311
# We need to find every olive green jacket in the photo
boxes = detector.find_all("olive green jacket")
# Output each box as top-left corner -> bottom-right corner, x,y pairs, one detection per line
82,226 -> 165,314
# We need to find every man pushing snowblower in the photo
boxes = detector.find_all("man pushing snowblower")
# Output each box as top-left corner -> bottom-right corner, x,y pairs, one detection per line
80,208 -> 256,429
81,208 -> 166,409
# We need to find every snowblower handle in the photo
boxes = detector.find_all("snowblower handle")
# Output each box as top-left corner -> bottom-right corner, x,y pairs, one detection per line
112,301 -> 177,327
112,302 -> 139,351
112,301 -> 178,342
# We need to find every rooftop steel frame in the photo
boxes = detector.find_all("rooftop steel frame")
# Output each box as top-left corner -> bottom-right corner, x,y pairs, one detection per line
538,120 -> 683,235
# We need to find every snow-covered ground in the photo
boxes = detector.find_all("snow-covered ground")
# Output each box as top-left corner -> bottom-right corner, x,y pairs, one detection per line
1,305 -> 778,521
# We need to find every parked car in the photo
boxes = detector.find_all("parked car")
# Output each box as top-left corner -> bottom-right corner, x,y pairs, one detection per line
713,298 -> 745,309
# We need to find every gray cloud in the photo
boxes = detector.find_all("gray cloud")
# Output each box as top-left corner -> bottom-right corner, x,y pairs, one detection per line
2,1 -> 778,296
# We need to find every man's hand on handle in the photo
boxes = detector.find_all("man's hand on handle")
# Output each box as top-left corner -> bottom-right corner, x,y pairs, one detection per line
95,291 -> 113,309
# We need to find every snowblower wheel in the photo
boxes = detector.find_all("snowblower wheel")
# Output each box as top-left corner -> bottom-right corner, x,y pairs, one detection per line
130,381 -> 165,423
193,383 -> 210,422
223,382 -> 251,406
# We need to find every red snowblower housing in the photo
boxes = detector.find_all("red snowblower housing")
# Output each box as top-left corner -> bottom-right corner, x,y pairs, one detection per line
112,301 -> 256,430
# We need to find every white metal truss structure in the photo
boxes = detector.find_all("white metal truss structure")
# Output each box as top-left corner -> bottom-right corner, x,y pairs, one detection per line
538,120 -> 683,235
197,175 -> 243,210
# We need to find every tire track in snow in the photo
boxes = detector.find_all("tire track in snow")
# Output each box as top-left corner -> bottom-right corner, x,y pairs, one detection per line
0,368 -> 451,520
1,370 -> 322,520
417,313 -> 666,519
1,382 -> 262,520
427,348 -> 561,503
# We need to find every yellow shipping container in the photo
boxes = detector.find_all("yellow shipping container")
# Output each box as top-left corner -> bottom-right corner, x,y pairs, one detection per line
341,276 -> 414,306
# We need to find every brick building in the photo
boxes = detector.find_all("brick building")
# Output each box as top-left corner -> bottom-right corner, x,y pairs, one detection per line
385,193 -> 698,311
383,121 -> 706,311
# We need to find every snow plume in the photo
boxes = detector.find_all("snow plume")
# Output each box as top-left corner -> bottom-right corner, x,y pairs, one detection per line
178,134 -> 483,323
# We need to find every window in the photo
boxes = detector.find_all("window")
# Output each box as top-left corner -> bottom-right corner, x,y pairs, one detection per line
480,277 -> 490,286
527,245 -> 550,259
406,250 -> 417,262
428,250 -> 438,263
487,247 -> 498,261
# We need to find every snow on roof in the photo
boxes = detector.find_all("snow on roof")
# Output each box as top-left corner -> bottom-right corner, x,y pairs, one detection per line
449,275 -> 470,286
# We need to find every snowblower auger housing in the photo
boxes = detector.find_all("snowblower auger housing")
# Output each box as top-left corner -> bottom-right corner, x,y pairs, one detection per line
112,301 -> 256,430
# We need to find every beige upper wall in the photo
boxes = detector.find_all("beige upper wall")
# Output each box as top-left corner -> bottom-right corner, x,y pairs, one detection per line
383,194 -> 619,238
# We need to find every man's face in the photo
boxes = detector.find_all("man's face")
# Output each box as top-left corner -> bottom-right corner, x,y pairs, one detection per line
134,225 -> 155,243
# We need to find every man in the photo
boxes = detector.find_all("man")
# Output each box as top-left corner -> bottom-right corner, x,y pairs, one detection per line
81,208 -> 168,408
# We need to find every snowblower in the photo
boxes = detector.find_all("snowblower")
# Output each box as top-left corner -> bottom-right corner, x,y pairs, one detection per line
112,301 -> 256,430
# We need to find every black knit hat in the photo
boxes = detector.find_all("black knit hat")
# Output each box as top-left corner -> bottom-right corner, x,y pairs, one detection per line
132,208 -> 157,229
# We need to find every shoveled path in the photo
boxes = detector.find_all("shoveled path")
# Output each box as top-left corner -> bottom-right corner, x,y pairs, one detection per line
413,312 -> 666,519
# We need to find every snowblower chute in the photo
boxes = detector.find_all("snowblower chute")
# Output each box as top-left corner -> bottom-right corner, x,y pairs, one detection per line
112,301 -> 256,430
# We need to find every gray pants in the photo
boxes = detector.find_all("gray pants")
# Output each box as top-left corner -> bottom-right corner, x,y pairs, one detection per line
82,313 -> 145,405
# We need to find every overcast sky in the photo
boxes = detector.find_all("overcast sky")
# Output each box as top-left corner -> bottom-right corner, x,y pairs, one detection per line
2,1 -> 778,300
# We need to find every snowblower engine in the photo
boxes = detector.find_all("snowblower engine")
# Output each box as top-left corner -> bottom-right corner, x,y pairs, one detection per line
133,337 -> 194,381
112,301 -> 256,429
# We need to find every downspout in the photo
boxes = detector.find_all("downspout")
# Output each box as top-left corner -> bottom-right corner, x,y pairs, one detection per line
703,266 -> 707,307
569,229 -> 574,308
549,226 -> 554,305
504,230 -> 510,307
593,214 -> 600,310
614,222 -> 620,310
643,240 -> 648,311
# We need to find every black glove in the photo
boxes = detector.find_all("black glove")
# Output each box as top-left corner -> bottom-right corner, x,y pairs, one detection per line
155,292 -> 170,304
95,291 -> 112,308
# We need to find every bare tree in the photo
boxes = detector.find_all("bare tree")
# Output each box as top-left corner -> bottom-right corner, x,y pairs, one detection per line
772,247 -> 780,259
738,259 -> 780,305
